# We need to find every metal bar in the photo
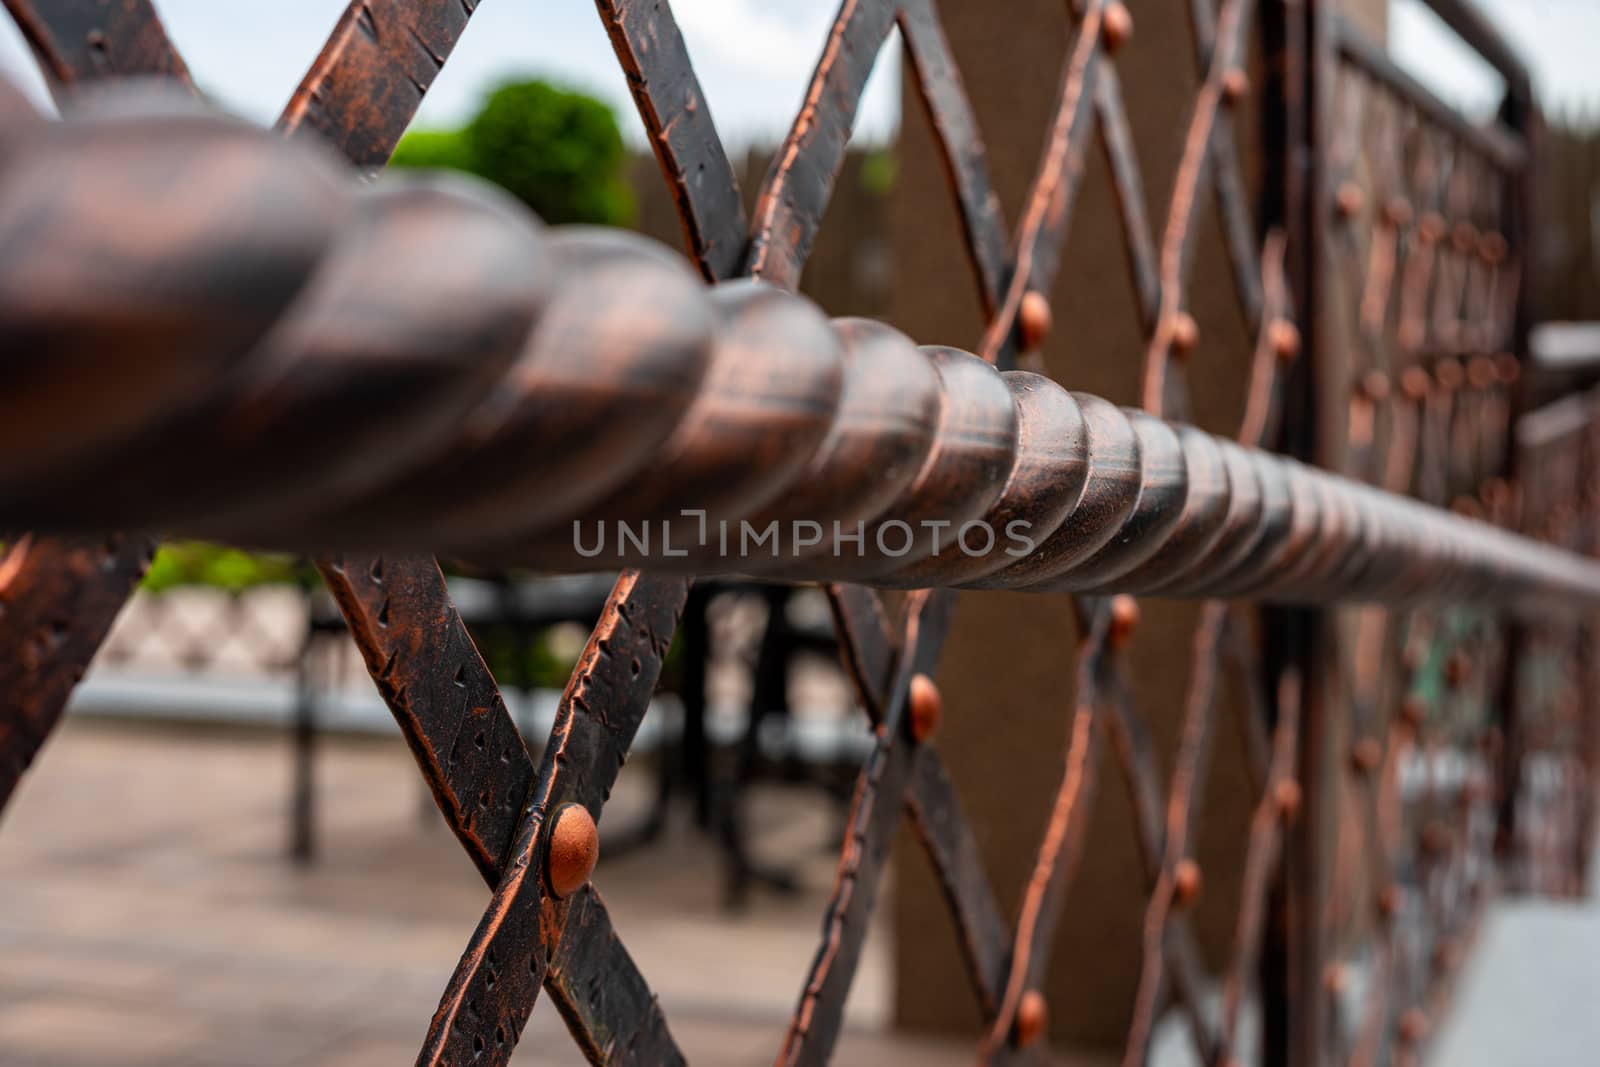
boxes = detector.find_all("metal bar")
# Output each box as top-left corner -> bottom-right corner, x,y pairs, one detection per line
779,591 -> 951,1066
744,0 -> 898,288
0,0 -> 193,820
1412,0 -> 1531,95
897,0 -> 1009,312
595,0 -> 749,281
0,535 -> 154,809
417,572 -> 688,1066
975,0 -> 1104,366
279,0 -> 485,169
1,0 -> 191,93
3,88 -> 1599,617
1331,16 -> 1526,173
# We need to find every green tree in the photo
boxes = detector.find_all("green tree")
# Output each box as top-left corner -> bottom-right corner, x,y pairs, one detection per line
391,78 -> 634,227
387,128 -> 472,173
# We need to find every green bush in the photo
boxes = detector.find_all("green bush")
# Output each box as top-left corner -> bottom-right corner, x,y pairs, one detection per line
141,542 -> 307,595
387,128 -> 473,174
391,78 -> 634,227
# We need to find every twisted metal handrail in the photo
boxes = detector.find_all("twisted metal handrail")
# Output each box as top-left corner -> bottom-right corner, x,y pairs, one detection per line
1,80 -> 1595,614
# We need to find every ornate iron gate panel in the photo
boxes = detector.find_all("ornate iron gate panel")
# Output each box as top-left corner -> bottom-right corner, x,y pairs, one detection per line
0,2 -> 1587,1067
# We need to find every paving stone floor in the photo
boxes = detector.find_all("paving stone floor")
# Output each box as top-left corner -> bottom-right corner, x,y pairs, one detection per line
0,718 -> 966,1066
5,717 -> 1589,1066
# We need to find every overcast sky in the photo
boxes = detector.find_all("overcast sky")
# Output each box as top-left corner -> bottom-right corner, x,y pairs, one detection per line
0,0 -> 1595,147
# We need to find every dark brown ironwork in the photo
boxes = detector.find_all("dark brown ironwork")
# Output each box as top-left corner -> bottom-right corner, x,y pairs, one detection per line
5,92 -> 1600,610
0,5 -> 1583,1067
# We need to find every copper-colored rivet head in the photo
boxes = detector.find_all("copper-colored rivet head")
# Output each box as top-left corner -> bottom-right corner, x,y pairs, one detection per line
1400,696 -> 1427,730
1323,963 -> 1348,995
1467,355 -> 1496,389
1169,312 -> 1200,355
1378,884 -> 1403,919
1172,859 -> 1203,908
908,672 -> 942,743
1274,778 -> 1302,822
1493,352 -> 1520,385
1358,369 -> 1390,402
1019,290 -> 1052,351
1398,1008 -> 1429,1045
1335,181 -> 1364,219
1220,68 -> 1249,104
1434,358 -> 1464,390
1479,231 -> 1508,264
1385,197 -> 1414,227
1351,736 -> 1382,775
1102,2 -> 1133,53
1452,221 -> 1478,253
1109,595 -> 1140,648
1269,319 -> 1301,362
545,802 -> 599,899
1014,990 -> 1048,1047
1419,212 -> 1448,242
1399,365 -> 1432,402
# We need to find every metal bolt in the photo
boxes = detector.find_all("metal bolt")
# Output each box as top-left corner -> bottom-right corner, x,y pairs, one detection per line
1399,365 -> 1432,402
1351,736 -> 1382,775
1378,884 -> 1403,919
1435,358 -> 1464,391
1335,181 -> 1364,218
1274,778 -> 1302,822
1220,68 -> 1248,104
1397,1008 -> 1429,1045
1014,990 -> 1048,1047
1269,319 -> 1301,362
1172,859 -> 1203,908
545,802 -> 599,899
1102,2 -> 1134,53
1493,353 -> 1520,385
1109,595 -> 1140,648
1478,231 -> 1508,264
1169,312 -> 1200,356
1359,369 -> 1390,402
1384,197 -> 1414,227
908,673 -> 942,743
1467,355 -> 1496,390
1019,290 -> 1052,351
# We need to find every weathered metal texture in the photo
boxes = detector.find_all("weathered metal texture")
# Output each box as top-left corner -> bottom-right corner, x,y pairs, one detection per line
0,0 -> 184,824
0,535 -> 154,809
0,3 -> 1583,1067
0,93 -> 1591,613
1296,1 -> 1548,1063
279,0 -> 483,170
2,0 -> 190,92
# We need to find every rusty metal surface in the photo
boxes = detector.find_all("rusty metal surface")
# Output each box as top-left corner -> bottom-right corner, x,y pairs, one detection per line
0,535 -> 154,810
0,4 -> 1584,1067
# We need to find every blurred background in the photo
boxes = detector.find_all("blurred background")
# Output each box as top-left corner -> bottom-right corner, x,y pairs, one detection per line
1,1 -> 1599,1065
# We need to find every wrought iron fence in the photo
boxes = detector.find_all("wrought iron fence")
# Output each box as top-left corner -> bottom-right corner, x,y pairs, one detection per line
0,2 -> 1588,1066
